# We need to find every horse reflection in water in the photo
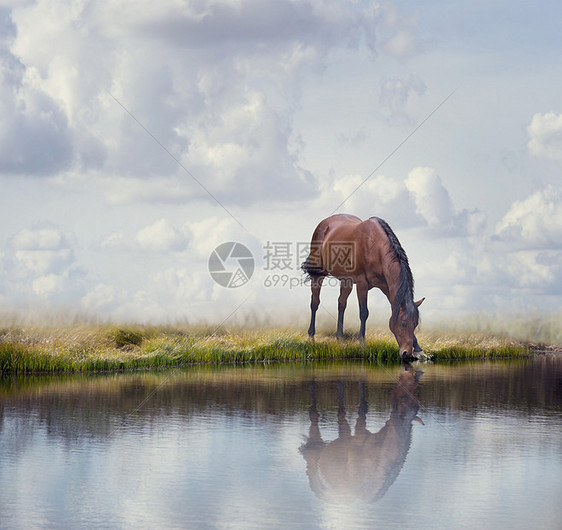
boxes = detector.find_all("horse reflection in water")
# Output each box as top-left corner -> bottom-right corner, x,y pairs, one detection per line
300,366 -> 423,504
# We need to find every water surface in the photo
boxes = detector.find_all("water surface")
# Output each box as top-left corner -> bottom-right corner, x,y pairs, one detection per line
1,357 -> 561,529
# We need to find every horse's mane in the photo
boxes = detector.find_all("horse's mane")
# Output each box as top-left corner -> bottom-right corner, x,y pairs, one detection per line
371,217 -> 418,324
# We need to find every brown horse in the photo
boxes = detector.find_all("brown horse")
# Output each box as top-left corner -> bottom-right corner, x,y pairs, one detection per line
302,214 -> 424,360
300,366 -> 423,504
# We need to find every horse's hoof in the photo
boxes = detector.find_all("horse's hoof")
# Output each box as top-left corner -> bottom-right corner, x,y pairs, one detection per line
412,350 -> 430,361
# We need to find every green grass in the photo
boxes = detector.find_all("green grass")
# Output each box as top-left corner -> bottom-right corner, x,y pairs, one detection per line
0,322 -> 545,375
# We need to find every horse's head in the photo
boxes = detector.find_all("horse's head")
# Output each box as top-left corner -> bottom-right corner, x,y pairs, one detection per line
390,298 -> 424,360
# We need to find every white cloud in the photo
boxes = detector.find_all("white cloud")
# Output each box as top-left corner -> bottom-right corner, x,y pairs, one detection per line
135,219 -> 189,253
80,284 -> 124,315
9,224 -> 75,276
100,231 -> 129,251
14,249 -> 74,276
405,167 -> 486,236
99,215 -> 257,260
0,58 -> 74,176
407,186 -> 562,316
379,75 -> 426,124
382,29 -> 417,58
148,268 -> 212,306
3,223 -> 86,306
130,0 -> 377,55
405,167 -> 454,226
493,186 -> 562,250
79,269 -> 214,323
332,173 -> 421,228
527,112 -> 562,163
101,177 -> 194,206
457,186 -> 562,311
32,274 -> 65,299
186,216 -> 259,259
328,167 -> 486,236
185,91 -> 316,204
11,226 -> 69,251
100,219 -> 190,253
377,3 -> 422,59
80,284 -> 165,323
85,214 -> 261,321
2,0 -> 388,205
504,251 -> 561,292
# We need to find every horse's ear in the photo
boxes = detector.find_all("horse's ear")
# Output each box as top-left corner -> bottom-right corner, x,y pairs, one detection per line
415,297 -> 425,307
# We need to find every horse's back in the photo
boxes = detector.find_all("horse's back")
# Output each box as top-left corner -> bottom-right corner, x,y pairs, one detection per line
323,216 -> 385,242
310,215 -> 388,278
310,214 -> 362,242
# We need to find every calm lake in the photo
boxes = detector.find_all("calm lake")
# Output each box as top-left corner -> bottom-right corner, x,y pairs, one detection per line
1,356 -> 561,529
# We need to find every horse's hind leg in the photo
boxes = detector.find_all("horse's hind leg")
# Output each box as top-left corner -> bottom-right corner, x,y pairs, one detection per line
337,279 -> 353,340
308,276 -> 324,340
356,279 -> 369,342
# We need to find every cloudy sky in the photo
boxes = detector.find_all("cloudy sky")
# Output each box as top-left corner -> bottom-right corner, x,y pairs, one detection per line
1,0 -> 561,329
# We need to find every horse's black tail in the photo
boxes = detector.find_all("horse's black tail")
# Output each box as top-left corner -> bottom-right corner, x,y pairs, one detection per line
302,222 -> 330,280
301,254 -> 327,280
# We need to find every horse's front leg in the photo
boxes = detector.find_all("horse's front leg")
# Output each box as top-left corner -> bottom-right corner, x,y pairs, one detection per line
336,280 -> 353,340
308,276 -> 324,340
356,279 -> 369,342
412,334 -> 429,360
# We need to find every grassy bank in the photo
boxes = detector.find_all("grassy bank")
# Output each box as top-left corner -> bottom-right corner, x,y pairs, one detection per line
0,322 -> 543,375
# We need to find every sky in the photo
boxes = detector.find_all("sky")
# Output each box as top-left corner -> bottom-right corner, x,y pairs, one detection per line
0,0 -> 561,330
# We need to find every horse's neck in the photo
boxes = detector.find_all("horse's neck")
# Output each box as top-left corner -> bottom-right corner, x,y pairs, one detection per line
382,259 -> 404,308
